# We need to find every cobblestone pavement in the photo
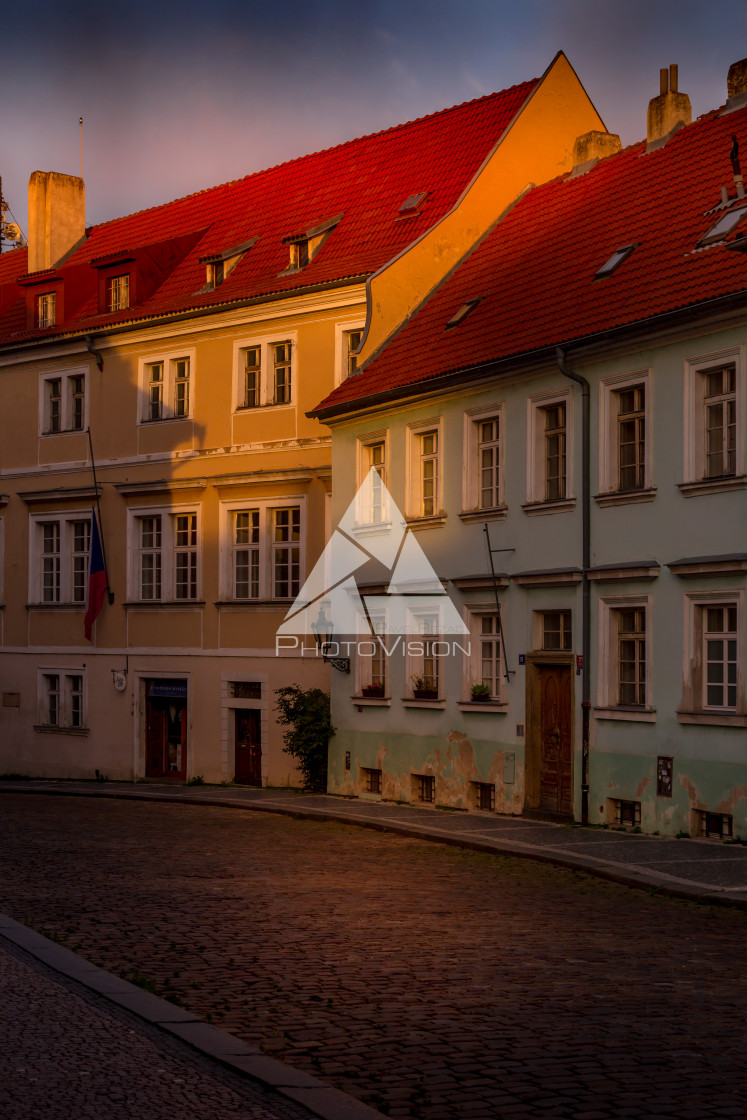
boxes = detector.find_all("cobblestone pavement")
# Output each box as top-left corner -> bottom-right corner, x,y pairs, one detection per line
0,939 -> 318,1120
1,793 -> 746,1120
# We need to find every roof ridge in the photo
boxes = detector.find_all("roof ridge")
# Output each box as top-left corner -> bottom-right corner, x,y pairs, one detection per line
88,79 -> 538,235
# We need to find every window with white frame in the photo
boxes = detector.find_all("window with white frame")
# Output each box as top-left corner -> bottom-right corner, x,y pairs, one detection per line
40,370 -> 87,434
37,292 -> 56,328
233,335 -> 296,410
599,598 -> 651,713
407,612 -> 441,697
465,612 -> 503,700
129,508 -> 200,602
107,274 -> 129,312
140,352 -> 193,422
345,329 -> 363,376
356,610 -> 387,696
30,514 -> 90,605
682,594 -> 743,716
356,433 -> 389,525
599,372 -> 651,495
334,321 -> 366,385
463,406 -> 504,512
222,501 -> 303,601
683,352 -> 744,486
407,420 -> 442,519
527,392 -> 571,504
38,671 -> 85,729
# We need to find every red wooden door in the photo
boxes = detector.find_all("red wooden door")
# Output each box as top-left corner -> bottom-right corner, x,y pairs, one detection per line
538,665 -> 572,814
235,710 -> 262,786
145,698 -> 187,780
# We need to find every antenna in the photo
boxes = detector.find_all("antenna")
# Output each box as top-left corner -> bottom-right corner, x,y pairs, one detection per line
79,117 -> 83,178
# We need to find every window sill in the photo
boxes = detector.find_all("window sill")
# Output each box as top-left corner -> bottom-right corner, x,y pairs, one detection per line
40,428 -> 85,437
124,600 -> 205,609
405,514 -> 447,529
677,475 -> 747,497
27,603 -> 85,611
458,506 -> 507,524
351,697 -> 391,707
138,416 -> 193,426
593,706 -> 656,722
233,403 -> 294,413
402,698 -> 446,709
348,520 -> 393,536
594,488 -> 657,507
33,724 -> 90,736
677,709 -> 747,727
521,498 -> 576,516
456,701 -> 508,712
214,599 -> 294,608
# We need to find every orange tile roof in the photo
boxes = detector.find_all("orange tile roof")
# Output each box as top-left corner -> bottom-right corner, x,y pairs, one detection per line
0,79 -> 536,344
314,102 -> 747,417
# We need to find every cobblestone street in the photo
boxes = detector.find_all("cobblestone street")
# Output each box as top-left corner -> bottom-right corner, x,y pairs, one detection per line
1,793 -> 746,1120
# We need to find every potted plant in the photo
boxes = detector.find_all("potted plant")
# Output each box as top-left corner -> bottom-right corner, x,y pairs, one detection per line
411,674 -> 439,700
361,682 -> 385,698
470,683 -> 492,702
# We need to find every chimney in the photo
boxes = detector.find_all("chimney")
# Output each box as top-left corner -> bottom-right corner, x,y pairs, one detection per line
571,130 -> 622,176
27,171 -> 85,273
726,57 -> 747,111
646,64 -> 691,150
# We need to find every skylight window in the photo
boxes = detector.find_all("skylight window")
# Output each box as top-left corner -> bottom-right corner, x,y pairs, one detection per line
595,244 -> 636,279
446,299 -> 481,328
399,192 -> 428,216
698,206 -> 747,247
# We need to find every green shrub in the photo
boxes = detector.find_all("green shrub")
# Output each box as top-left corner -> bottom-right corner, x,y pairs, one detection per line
274,685 -> 333,791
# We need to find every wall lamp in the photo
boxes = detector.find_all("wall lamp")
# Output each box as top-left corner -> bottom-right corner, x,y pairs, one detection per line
311,606 -> 350,674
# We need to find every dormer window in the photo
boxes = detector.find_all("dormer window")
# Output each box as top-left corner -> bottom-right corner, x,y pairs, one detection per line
107,274 -> 129,312
200,237 -> 257,292
282,214 -> 342,273
37,292 -> 56,328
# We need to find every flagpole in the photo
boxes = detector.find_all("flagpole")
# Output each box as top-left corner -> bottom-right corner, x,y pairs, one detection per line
87,427 -> 115,605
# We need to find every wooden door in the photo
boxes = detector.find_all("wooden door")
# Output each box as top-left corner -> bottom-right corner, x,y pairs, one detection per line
538,665 -> 573,814
145,698 -> 187,780
235,710 -> 262,786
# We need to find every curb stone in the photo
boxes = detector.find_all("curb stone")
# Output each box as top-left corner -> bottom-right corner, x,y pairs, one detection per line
0,912 -> 389,1120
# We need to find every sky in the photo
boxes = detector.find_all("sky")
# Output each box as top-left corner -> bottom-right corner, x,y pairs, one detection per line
3,0 -> 747,237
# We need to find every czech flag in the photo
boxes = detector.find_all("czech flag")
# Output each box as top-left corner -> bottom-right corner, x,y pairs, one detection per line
84,508 -> 107,641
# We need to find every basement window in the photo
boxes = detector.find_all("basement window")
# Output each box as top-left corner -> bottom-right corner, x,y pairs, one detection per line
446,299 -> 481,328
361,766 -> 382,795
595,244 -> 635,279
472,782 -> 496,812
693,810 -> 733,839
698,206 -> 747,247
412,774 -> 435,804
607,797 -> 641,827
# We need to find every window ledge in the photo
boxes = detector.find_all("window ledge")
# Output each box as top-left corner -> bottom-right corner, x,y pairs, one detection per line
587,563 -> 660,582
214,599 -> 294,608
667,555 -> 747,577
593,706 -> 656,722
405,514 -> 447,530
677,475 -> 747,497
677,709 -> 747,727
348,521 -> 393,536
594,488 -> 657,507
40,428 -> 85,437
456,701 -> 508,712
521,498 -> 576,516
138,416 -> 194,427
351,697 -> 391,707
26,603 -> 84,611
233,403 -> 294,413
124,601 -> 205,609
458,506 -> 507,524
33,724 -> 90,736
401,698 -> 446,709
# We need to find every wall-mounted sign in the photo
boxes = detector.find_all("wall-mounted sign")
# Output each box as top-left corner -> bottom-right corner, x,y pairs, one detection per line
146,679 -> 188,699
112,671 -> 127,692
518,653 -> 526,665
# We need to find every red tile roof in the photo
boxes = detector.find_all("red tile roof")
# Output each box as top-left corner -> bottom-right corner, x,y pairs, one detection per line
0,80 -> 536,345
314,103 -> 747,417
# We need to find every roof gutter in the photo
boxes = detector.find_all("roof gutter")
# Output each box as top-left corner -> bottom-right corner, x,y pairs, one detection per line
556,347 -> 590,827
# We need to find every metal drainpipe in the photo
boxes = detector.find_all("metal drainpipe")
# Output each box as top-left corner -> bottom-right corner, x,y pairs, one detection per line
556,347 -> 591,826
